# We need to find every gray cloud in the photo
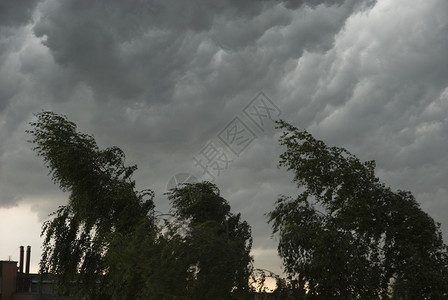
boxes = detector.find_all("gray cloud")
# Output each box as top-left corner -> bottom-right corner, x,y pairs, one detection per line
1,0 -> 448,275
26,0 -> 369,168
32,0 -> 271,103
31,0 -> 372,108
277,0 -> 448,236
0,0 -> 40,27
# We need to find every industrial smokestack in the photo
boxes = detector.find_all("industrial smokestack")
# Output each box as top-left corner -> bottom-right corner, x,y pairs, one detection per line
19,245 -> 24,274
25,246 -> 31,275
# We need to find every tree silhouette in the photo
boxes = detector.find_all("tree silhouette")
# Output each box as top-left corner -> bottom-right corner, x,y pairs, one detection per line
28,112 -> 254,299
268,120 -> 448,299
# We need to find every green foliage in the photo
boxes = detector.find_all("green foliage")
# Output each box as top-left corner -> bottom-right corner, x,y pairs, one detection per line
166,182 -> 254,299
268,120 -> 448,299
29,112 -> 155,298
28,112 -> 254,299
249,268 -> 305,299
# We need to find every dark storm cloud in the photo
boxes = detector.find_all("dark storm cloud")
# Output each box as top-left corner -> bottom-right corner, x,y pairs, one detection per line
296,0 -> 448,164
32,0 -> 373,163
2,0 -> 448,275
280,0 -> 343,9
0,0 -> 46,112
32,0 -> 269,103
32,0 -> 373,107
0,0 -> 40,27
0,0 -> 376,258
277,0 -> 448,237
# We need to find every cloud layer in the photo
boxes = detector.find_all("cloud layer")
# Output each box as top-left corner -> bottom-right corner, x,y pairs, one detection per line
1,0 -> 448,275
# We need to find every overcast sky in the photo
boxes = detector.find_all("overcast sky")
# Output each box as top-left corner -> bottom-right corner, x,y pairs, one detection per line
1,0 -> 448,276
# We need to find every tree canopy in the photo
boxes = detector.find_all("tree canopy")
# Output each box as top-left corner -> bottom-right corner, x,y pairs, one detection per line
29,112 -> 448,299
28,112 -> 253,299
268,120 -> 448,299
28,111 -> 155,298
165,182 -> 253,299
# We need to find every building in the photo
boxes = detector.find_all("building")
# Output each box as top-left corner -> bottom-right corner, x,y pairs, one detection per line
0,246 -> 70,300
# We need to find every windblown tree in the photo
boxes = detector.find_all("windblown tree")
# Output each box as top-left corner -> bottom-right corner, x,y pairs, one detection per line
28,112 -> 156,299
268,120 -> 448,299
29,112 -> 254,299
165,182 -> 254,300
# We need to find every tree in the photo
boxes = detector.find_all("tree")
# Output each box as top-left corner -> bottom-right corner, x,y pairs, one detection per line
165,182 -> 253,299
28,112 -> 156,299
267,120 -> 448,299
249,268 -> 304,299
29,112 -> 254,299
